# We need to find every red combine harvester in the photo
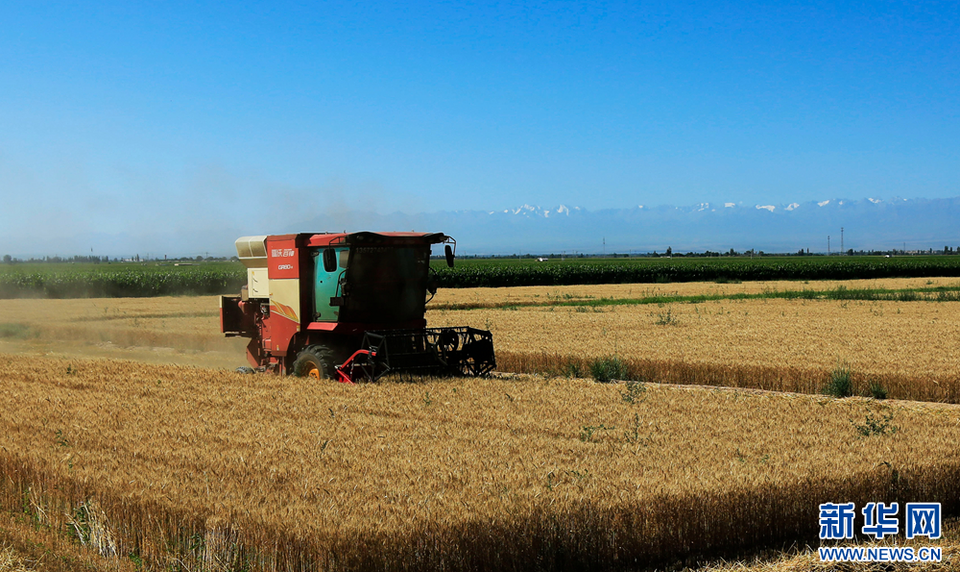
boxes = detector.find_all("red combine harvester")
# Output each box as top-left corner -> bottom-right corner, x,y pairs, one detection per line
219,232 -> 495,383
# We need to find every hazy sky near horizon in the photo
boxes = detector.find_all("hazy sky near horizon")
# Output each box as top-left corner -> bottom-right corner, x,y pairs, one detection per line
2,1 -> 959,254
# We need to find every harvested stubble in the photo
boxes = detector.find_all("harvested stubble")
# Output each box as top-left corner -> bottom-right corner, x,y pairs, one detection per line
0,297 -> 228,347
429,298 -> 960,402
0,509 -> 138,572
0,297 -> 246,368
701,518 -> 960,572
2,355 -> 960,570
0,545 -> 30,572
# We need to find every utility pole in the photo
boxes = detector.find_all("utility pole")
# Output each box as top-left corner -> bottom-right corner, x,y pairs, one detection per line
841,227 -> 844,254
828,236 -> 831,255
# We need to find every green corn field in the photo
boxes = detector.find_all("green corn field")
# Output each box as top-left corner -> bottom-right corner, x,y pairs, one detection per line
4,256 -> 960,297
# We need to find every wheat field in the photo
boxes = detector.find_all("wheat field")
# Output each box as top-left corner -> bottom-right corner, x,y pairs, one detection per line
0,356 -> 960,569
4,277 -> 960,379
429,293 -> 960,401
3,280 -> 960,569
1,353 -> 959,570
431,297 -> 960,376
4,278 -> 960,400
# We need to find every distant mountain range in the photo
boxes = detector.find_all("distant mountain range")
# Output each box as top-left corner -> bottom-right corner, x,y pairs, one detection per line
7,196 -> 960,258
299,196 -> 960,255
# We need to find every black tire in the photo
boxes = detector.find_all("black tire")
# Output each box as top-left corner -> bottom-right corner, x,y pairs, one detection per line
292,346 -> 336,380
235,366 -> 255,374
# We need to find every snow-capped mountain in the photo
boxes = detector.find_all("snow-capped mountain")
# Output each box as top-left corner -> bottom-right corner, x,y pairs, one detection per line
14,196 -> 956,258
294,196 -> 960,255
501,204 -> 581,218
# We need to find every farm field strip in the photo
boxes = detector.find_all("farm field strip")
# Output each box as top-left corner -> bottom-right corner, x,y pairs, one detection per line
0,296 -> 247,369
2,355 -> 959,570
0,263 -> 245,299
433,283 -> 960,311
5,282 -> 960,402
430,277 -> 960,308
433,255 -> 960,288
429,296 -> 960,400
6,256 -> 960,297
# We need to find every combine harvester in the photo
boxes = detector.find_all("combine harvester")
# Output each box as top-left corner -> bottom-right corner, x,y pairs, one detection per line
220,232 -> 495,383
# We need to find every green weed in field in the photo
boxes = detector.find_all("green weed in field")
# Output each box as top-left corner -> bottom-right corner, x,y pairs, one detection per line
590,356 -> 629,383
824,365 -> 854,398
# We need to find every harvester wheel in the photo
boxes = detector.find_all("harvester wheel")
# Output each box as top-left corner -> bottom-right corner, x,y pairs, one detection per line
292,346 -> 336,381
437,330 -> 459,354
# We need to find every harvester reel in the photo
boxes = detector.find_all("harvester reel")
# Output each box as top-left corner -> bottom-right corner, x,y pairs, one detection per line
350,328 -> 495,382
457,337 -> 496,377
437,330 -> 460,354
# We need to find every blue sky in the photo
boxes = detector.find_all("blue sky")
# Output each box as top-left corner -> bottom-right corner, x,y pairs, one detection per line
1,1 -> 958,256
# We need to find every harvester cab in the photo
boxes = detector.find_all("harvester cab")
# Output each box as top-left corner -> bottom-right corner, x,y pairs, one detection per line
220,232 -> 495,382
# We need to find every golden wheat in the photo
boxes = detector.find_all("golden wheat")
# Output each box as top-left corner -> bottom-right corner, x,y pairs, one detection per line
6,284 -> 960,400
427,297 -> 960,401
2,354 -> 959,570
430,298 -> 960,376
